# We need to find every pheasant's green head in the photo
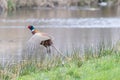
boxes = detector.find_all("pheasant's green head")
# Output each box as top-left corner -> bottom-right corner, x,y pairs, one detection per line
28,25 -> 35,31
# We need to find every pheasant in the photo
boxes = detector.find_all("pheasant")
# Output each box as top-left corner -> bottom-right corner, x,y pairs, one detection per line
27,25 -> 53,53
27,25 -> 69,59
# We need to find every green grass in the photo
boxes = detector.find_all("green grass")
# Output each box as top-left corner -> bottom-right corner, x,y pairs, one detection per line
0,43 -> 120,80
18,53 -> 120,80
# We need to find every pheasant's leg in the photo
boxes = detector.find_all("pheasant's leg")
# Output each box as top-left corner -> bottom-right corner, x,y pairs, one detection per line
46,47 -> 51,54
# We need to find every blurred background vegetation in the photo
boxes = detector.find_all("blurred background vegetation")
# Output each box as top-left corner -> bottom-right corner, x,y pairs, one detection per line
0,0 -> 119,11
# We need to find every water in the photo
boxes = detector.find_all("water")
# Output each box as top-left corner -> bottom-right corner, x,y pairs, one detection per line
0,6 -> 120,65
1,18 -> 120,28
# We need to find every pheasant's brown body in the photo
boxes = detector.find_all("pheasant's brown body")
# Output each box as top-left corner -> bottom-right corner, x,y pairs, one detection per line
27,25 -> 53,53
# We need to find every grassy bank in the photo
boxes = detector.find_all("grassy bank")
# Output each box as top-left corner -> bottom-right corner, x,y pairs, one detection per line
19,53 -> 120,80
0,44 -> 120,80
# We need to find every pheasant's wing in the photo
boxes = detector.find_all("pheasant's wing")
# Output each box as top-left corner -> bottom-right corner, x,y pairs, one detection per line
25,33 -> 51,55
29,32 -> 51,44
40,32 -> 53,40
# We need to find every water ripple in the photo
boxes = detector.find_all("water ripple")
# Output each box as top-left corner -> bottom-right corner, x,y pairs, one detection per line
0,18 -> 120,28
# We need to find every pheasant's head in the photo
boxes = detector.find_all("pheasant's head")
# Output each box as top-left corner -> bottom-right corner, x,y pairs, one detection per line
28,25 -> 38,34
28,25 -> 35,31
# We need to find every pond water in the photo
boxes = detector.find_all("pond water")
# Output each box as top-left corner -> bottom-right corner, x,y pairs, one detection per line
0,6 -> 120,65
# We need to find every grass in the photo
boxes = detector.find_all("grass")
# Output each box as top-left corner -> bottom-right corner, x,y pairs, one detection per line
18,53 -> 120,80
0,43 -> 120,80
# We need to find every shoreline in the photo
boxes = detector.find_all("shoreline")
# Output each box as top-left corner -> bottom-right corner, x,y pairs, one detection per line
0,0 -> 119,12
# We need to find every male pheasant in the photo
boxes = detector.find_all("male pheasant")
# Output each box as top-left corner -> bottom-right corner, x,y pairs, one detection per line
26,25 -> 68,59
27,25 -> 53,54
